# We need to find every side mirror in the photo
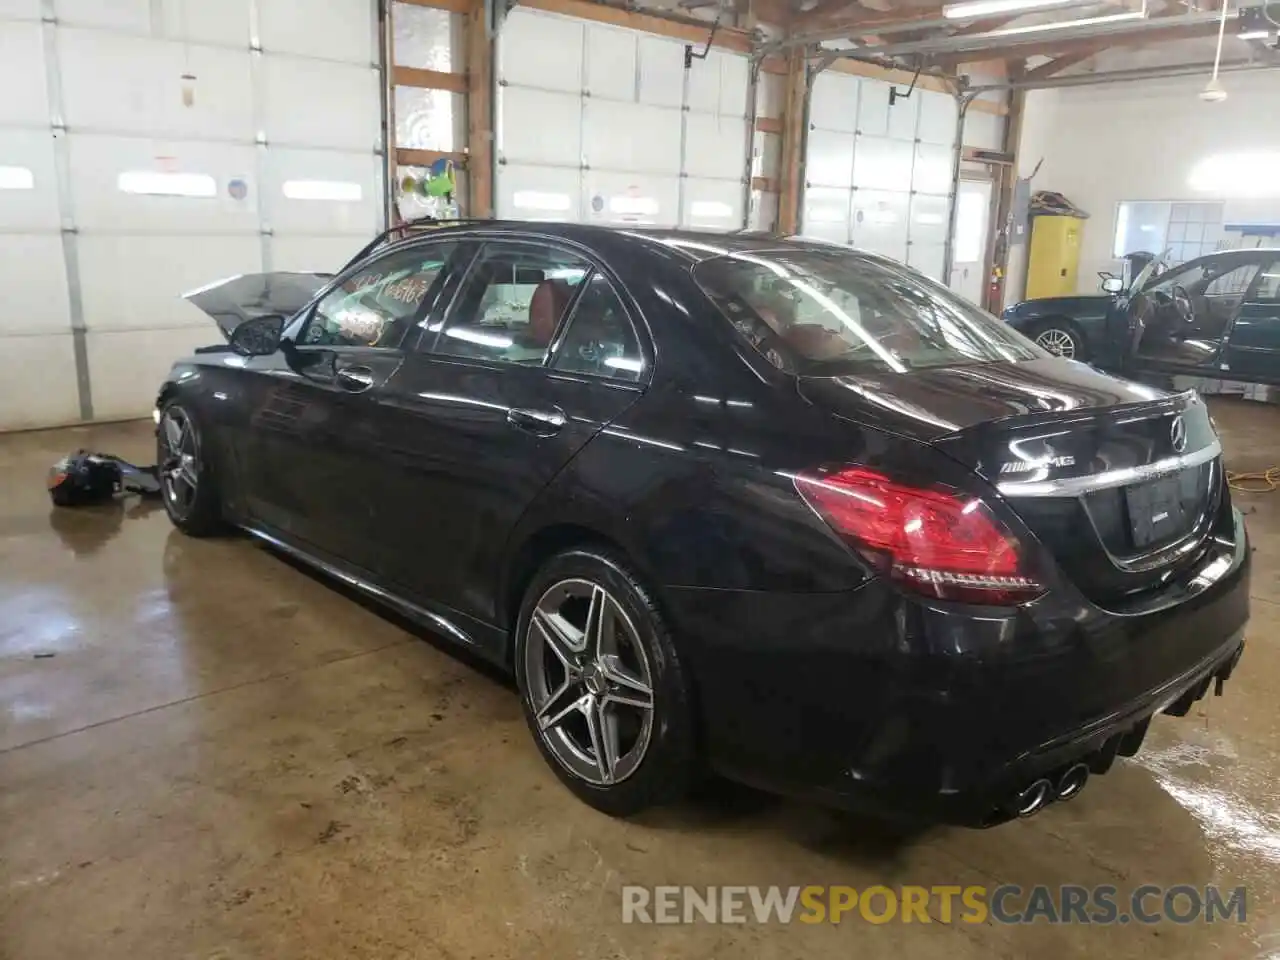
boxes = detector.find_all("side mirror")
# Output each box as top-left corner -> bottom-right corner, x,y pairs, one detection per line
1101,277 -> 1124,294
229,314 -> 285,356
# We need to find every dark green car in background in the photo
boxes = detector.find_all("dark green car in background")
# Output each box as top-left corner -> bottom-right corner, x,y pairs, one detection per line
1003,248 -> 1280,384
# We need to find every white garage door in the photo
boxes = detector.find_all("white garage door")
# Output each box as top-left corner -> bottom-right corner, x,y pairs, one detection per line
802,69 -> 957,282
495,8 -> 750,231
0,0 -> 384,430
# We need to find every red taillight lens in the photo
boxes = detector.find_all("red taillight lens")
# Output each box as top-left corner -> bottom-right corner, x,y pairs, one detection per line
794,467 -> 1044,605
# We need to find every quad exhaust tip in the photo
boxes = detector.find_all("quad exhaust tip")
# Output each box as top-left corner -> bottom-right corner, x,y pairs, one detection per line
1008,763 -> 1091,819
1055,763 -> 1089,801
1013,778 -> 1053,818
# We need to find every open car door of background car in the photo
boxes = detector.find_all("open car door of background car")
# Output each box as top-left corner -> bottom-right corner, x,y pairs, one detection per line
1220,257 -> 1280,383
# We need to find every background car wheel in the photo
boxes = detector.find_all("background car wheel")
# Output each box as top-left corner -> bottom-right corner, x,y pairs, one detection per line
156,401 -> 225,537
514,548 -> 698,816
1031,321 -> 1087,361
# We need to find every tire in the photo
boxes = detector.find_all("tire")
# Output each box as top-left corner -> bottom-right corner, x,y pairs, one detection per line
156,400 -> 225,537
1030,320 -> 1088,361
513,548 -> 698,816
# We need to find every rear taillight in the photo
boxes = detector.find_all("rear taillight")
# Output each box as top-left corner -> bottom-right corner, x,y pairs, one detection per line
794,467 -> 1044,605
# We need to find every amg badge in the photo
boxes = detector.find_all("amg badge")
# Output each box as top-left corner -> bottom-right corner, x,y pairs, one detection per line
999,456 -> 1076,474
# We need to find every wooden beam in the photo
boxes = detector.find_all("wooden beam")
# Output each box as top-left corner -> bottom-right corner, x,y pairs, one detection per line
796,3 -> 945,33
777,49 -> 807,235
761,55 -> 788,75
751,176 -> 780,192
519,0 -> 755,53
398,0 -> 470,12
755,116 -> 783,135
398,148 -> 469,167
393,66 -> 469,93
935,15 -> 1220,60
1022,50 -> 1095,81
465,0 -> 493,217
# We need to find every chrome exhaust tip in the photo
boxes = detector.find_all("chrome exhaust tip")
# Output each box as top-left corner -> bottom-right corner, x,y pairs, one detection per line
1055,762 -> 1089,801
1013,778 -> 1054,818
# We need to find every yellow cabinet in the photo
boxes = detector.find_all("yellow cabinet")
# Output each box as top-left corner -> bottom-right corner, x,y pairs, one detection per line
1026,215 -> 1084,299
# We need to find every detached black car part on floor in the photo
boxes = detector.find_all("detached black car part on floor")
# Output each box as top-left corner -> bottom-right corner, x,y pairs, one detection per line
154,222 -> 1250,827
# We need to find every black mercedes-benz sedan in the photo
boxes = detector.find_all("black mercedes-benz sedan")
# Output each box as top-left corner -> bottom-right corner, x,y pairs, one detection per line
156,221 -> 1249,827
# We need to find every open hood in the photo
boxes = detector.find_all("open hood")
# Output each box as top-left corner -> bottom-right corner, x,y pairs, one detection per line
184,272 -> 331,341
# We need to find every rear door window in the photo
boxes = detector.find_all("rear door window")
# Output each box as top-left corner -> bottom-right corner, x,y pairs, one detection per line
694,250 -> 1041,374
550,272 -> 645,382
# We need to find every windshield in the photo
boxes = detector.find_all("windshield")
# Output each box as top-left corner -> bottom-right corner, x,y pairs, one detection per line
694,249 -> 1044,375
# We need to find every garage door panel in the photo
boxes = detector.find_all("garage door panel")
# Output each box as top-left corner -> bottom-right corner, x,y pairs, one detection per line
918,89 -> 957,146
913,142 -> 953,195
583,172 -> 678,228
500,9 -> 583,92
637,35 -> 684,108
805,128 -> 854,189
908,242 -> 946,281
498,163 -> 581,221
810,72 -> 859,133
59,29 -> 253,140
0,21 -> 48,126
852,189 -> 909,260
683,178 -> 742,231
583,100 -> 680,176
884,83 -> 919,140
683,114 -> 746,181
0,128 -> 60,230
68,134 -> 258,233
964,110 -> 1002,150
0,0 -> 41,20
0,333 -> 80,430
272,236 -> 362,273
259,0 -> 373,64
803,186 -> 851,244
54,0 -> 149,32
262,55 -> 378,150
265,148 -> 380,235
686,50 -> 747,117
856,80 -> 890,136
87,327 -> 219,421
909,193 -> 950,246
749,190 -> 778,233
852,135 -> 913,192
498,86 -> 581,166
585,25 -> 636,101
0,235 -> 70,336
78,234 -> 260,333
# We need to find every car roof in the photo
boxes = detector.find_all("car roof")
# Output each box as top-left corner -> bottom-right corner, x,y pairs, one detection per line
376,219 -> 888,265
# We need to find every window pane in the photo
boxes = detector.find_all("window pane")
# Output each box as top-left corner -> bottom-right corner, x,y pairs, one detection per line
695,250 -> 1040,375
552,273 -> 643,381
434,243 -> 589,364
1205,264 -> 1258,297
302,243 -> 458,348
1255,264 -> 1280,303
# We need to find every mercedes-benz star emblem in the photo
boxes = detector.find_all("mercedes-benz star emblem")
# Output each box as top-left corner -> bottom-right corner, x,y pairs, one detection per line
1170,414 -> 1188,454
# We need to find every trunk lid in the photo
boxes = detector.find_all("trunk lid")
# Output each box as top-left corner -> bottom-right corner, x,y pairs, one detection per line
798,358 -> 1224,604
184,272 -> 330,340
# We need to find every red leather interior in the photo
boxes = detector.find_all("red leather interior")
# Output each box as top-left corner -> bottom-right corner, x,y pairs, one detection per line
528,279 -> 572,346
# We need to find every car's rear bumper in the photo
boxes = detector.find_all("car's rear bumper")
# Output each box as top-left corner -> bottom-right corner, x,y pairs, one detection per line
665,506 -> 1250,826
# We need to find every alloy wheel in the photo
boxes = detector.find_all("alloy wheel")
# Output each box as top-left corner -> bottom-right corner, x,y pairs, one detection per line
1035,328 -> 1076,359
159,407 -> 199,519
524,578 -> 655,786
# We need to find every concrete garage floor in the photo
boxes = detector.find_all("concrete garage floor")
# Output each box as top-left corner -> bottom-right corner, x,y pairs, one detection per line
2,400 -> 1278,960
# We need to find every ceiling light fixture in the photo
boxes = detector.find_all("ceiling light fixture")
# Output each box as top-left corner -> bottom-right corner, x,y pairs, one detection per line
981,9 -> 1146,37
942,0 -> 1086,20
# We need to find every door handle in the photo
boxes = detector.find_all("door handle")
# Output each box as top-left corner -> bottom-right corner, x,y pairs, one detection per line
507,406 -> 566,434
335,364 -> 376,393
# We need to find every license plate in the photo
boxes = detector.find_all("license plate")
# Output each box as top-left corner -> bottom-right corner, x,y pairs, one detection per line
1125,475 -> 1188,548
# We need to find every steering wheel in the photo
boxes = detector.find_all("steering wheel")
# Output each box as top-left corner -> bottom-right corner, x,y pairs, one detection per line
1170,283 -> 1194,323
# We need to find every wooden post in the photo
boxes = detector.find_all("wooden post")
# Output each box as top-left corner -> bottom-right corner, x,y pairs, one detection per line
777,48 -> 808,236
988,78 -> 1025,311
465,0 -> 494,218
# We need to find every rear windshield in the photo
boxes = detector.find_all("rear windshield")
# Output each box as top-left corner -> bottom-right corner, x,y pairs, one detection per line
693,249 -> 1043,375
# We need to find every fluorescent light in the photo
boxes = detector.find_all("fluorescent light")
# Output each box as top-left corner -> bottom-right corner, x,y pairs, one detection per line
915,212 -> 945,225
690,200 -> 733,218
943,0 -> 1083,20
0,166 -> 34,190
1237,29 -> 1271,40
609,196 -> 659,216
984,10 -> 1145,37
118,171 -> 216,197
512,190 -> 571,212
282,180 -> 362,201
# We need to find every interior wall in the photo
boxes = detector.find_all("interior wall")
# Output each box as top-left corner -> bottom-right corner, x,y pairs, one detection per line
0,0 -> 384,431
1012,70 -> 1280,300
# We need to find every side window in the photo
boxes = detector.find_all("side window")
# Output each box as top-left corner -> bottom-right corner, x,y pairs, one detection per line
433,242 -> 589,364
301,242 -> 460,348
550,272 -> 644,382
1204,263 -> 1260,297
1253,262 -> 1280,303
